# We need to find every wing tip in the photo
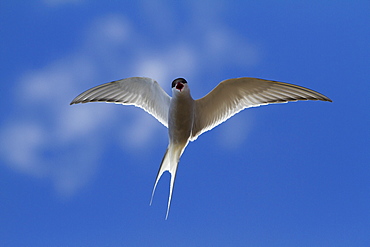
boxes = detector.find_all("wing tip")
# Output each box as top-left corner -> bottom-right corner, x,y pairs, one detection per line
69,99 -> 85,105
310,95 -> 332,103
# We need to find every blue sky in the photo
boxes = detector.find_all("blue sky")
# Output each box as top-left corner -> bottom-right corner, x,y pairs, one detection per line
1,0 -> 369,246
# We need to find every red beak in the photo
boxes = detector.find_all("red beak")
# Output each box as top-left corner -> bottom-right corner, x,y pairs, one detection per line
176,82 -> 184,91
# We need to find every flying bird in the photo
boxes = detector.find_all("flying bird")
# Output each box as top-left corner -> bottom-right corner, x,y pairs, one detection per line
70,77 -> 332,218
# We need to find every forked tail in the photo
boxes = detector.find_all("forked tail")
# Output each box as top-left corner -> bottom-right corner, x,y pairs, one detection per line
150,145 -> 184,219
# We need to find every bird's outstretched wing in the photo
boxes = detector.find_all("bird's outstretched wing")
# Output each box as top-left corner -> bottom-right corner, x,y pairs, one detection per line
191,77 -> 332,140
70,77 -> 171,127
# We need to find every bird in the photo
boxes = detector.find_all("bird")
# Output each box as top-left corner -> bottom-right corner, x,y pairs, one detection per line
70,76 -> 332,219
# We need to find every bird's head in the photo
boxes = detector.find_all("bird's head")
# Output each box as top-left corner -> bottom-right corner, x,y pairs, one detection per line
171,78 -> 188,93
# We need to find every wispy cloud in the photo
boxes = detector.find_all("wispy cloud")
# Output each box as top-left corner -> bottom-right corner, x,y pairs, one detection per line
1,2 -> 260,197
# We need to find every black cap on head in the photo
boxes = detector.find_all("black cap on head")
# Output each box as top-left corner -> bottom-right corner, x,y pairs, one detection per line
171,78 -> 187,88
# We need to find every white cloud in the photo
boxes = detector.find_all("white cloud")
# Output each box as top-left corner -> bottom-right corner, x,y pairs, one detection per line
120,111 -> 166,151
1,2 -> 260,197
134,44 -> 197,86
0,16 -> 126,197
1,123 -> 46,176
217,112 -> 255,150
203,27 -> 261,67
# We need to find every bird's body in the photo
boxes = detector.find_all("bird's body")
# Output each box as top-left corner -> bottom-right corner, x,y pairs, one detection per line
152,79 -> 195,218
71,76 -> 331,218
168,80 -> 194,144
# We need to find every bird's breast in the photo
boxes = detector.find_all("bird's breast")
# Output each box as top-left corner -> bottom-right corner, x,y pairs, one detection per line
168,94 -> 194,144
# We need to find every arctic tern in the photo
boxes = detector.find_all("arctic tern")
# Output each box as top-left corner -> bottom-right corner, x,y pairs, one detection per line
70,76 -> 332,218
